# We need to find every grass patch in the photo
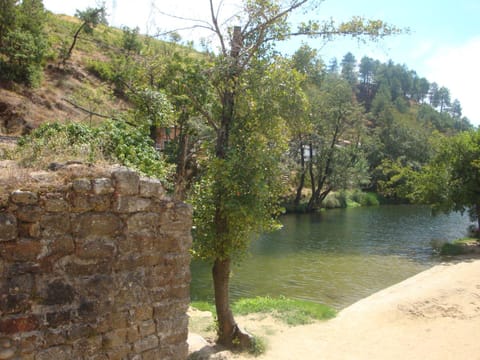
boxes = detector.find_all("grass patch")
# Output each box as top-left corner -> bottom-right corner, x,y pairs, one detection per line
440,237 -> 480,255
190,301 -> 215,313
191,296 -> 336,326
249,335 -> 267,356
232,296 -> 336,326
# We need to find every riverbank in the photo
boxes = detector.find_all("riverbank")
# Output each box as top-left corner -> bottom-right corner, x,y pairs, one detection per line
188,257 -> 480,359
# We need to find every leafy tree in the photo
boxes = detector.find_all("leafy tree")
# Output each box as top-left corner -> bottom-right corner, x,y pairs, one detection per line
358,56 -> 379,110
409,129 -> 480,230
62,5 -> 107,64
0,0 -> 47,86
327,57 -> 339,73
450,99 -> 462,119
167,0 -> 402,349
437,86 -> 451,113
340,52 -> 357,88
304,75 -> 367,211
121,26 -> 142,55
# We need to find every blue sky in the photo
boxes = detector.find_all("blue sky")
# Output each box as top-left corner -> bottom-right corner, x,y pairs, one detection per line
43,0 -> 480,125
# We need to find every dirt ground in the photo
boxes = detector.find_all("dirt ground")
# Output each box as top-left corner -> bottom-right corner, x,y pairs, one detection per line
188,257 -> 480,360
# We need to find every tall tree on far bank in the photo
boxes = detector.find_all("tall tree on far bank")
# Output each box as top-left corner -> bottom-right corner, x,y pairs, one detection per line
409,129 -> 480,230
171,0 -> 403,349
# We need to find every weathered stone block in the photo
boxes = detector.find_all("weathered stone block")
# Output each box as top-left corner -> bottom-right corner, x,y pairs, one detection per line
16,206 -> 42,223
72,178 -> 92,193
44,280 -> 75,305
92,178 -> 114,195
0,240 -> 43,262
40,213 -> 71,238
105,344 -> 130,360
35,345 -> 72,360
10,190 -> 38,205
68,193 -> 94,213
133,334 -> 159,353
126,326 -> 140,343
125,212 -> 158,235
102,329 -> 127,349
76,240 -> 116,260
139,320 -> 156,337
0,347 -> 16,360
44,194 -> 69,212
139,178 -> 165,199
89,195 -> 111,212
142,348 -> 162,360
67,324 -> 94,341
71,336 -> 103,358
73,213 -> 122,238
132,306 -> 153,322
113,195 -> 152,213
63,258 -> 112,276
17,222 -> 40,238
112,169 -> 139,195
0,315 -> 39,334
49,236 -> 75,258
0,213 -> 16,242
46,310 -> 72,328
0,293 -> 31,314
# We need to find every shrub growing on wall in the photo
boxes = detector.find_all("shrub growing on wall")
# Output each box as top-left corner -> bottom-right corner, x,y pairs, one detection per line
16,121 -> 174,182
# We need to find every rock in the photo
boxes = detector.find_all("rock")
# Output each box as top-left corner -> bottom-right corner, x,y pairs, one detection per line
188,333 -> 209,353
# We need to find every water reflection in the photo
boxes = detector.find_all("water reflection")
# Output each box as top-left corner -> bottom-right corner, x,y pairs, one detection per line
191,205 -> 473,309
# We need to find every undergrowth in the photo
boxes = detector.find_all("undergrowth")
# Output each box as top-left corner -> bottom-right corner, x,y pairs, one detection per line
191,296 -> 336,326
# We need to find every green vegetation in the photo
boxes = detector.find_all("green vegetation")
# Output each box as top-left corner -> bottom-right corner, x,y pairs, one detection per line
191,296 -> 336,326
15,122 -> 173,182
232,296 -> 336,326
60,5 -> 107,65
0,0 -> 477,352
439,238 -> 480,256
0,0 -> 48,86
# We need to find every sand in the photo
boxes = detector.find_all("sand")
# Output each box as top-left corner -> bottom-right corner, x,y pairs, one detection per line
188,258 -> 480,360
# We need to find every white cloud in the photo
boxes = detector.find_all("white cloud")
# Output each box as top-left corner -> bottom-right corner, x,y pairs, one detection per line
424,37 -> 480,126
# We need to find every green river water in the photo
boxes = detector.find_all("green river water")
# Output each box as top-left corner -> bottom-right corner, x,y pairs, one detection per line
190,205 -> 473,309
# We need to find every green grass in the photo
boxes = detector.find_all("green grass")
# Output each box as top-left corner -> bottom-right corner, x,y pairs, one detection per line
191,296 -> 336,326
190,300 -> 216,313
440,237 -> 480,255
232,296 -> 336,326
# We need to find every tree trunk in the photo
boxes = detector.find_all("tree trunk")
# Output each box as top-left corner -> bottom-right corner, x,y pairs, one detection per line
294,141 -> 306,207
212,259 -> 235,345
210,24 -> 253,350
306,143 -> 316,212
476,203 -> 480,232
63,23 -> 85,65
175,117 -> 189,200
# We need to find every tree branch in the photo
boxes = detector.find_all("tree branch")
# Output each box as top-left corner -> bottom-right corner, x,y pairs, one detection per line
182,86 -> 219,131
61,98 -> 135,127
210,0 -> 227,54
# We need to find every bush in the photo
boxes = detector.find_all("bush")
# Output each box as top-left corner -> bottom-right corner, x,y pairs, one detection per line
324,192 -> 347,209
232,296 -> 336,326
350,190 -> 380,206
0,0 -> 48,87
16,121 -> 174,182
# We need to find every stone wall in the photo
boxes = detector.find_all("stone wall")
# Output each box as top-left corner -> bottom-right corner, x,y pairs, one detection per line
0,168 -> 192,359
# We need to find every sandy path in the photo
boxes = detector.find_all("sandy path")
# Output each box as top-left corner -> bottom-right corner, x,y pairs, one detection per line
189,259 -> 480,360
256,259 -> 480,360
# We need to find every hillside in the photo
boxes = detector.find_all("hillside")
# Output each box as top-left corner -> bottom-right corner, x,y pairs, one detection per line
0,13 -> 134,135
0,7 -> 473,206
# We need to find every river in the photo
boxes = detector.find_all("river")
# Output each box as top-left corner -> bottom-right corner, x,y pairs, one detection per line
190,205 -> 473,309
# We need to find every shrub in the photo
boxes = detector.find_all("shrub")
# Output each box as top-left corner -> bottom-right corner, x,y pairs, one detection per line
16,121 -> 174,183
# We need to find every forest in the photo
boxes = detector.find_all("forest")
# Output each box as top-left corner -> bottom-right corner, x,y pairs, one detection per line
1,0 -> 478,351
